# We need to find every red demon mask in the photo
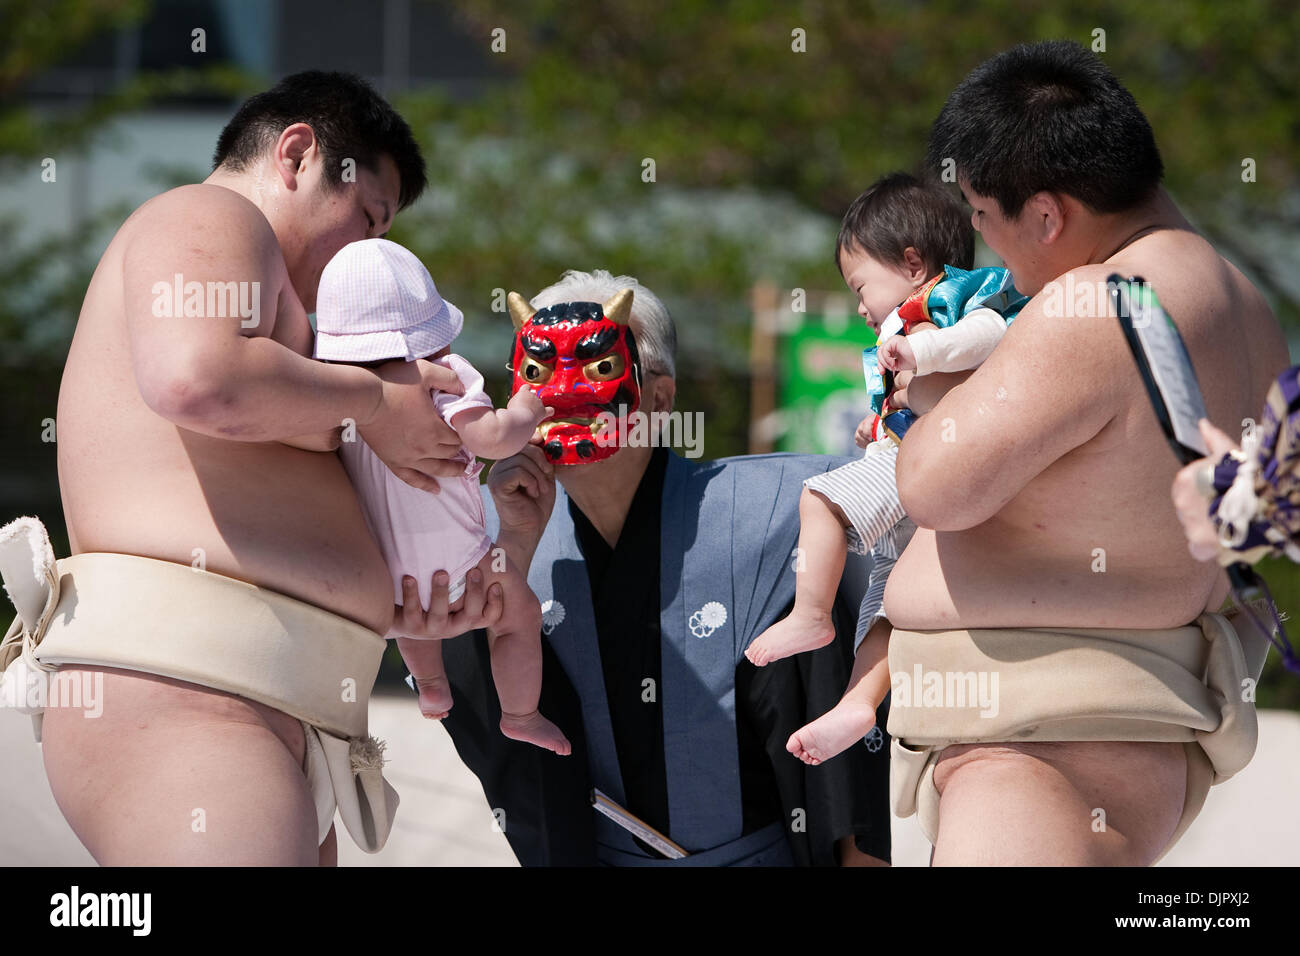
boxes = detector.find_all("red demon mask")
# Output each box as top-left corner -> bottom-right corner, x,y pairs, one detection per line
508,288 -> 641,464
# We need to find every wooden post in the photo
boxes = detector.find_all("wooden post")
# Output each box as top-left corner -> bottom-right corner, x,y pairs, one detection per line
749,280 -> 779,454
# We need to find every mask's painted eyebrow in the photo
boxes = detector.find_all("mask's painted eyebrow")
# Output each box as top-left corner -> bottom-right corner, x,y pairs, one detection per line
521,334 -> 557,361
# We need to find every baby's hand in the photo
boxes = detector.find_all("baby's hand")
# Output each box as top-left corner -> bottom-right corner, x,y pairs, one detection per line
507,386 -> 554,426
854,415 -> 875,448
878,335 -> 916,372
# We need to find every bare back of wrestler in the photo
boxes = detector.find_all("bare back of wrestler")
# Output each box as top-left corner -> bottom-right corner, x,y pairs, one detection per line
38,101 -> 481,865
884,186 -> 1287,865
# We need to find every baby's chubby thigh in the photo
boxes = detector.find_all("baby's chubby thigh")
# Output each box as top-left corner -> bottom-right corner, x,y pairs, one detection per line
471,544 -> 543,640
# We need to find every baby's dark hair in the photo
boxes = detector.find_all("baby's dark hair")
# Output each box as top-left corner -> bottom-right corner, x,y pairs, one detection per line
835,172 -> 974,276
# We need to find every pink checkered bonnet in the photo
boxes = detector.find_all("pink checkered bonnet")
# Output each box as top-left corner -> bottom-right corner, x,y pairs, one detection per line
313,238 -> 463,362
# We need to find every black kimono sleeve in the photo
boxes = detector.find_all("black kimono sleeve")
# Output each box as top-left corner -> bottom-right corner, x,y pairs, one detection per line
439,628 -> 599,866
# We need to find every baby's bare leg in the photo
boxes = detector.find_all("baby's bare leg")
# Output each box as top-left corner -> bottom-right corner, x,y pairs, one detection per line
394,574 -> 484,719
480,551 -> 571,755
788,615 -> 892,765
395,635 -> 452,719
745,487 -> 847,666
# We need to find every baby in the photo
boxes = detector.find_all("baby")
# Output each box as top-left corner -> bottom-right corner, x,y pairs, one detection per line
745,172 -> 1025,765
313,238 -> 571,755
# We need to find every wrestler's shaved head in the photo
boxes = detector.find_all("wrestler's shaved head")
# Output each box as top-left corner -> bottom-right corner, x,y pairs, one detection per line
214,70 -> 427,211
926,40 -> 1163,217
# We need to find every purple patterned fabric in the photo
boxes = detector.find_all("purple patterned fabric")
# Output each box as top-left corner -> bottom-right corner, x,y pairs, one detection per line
1207,366 -> 1300,674
1208,366 -> 1300,563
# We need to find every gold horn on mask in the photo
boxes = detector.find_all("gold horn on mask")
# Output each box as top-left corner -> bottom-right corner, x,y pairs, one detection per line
602,288 -> 634,325
507,291 -> 534,330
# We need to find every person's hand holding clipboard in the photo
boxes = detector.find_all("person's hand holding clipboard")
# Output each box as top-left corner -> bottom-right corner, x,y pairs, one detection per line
1110,274 -> 1299,675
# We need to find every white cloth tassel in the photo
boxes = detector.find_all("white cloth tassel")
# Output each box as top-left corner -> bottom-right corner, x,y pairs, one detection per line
349,735 -> 389,774
1217,427 -> 1262,547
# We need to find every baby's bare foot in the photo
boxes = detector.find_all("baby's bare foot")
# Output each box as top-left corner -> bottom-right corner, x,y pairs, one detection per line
745,609 -> 836,667
787,701 -> 878,766
500,710 -> 572,755
413,675 -> 453,720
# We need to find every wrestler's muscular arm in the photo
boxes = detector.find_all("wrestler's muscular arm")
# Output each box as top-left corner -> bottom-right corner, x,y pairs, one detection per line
120,185 -> 466,490
904,369 -> 975,415
896,265 -> 1120,530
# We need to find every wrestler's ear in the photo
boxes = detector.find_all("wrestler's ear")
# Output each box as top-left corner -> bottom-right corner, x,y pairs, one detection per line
1025,191 -> 1067,245
273,122 -> 318,191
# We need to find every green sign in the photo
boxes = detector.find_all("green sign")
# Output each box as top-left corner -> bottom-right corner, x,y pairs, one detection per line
777,313 -> 876,456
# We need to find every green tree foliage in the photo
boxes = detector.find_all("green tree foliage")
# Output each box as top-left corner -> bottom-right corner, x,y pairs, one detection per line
421,0 -> 1298,320
0,0 -> 247,364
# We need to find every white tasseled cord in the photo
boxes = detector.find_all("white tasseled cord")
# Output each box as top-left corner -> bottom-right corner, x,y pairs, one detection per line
350,735 -> 389,774
1216,426 -> 1262,547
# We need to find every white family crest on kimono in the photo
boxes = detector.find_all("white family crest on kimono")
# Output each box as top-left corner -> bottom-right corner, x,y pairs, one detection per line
540,599 -> 566,635
689,601 -> 728,638
451,449 -> 880,865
